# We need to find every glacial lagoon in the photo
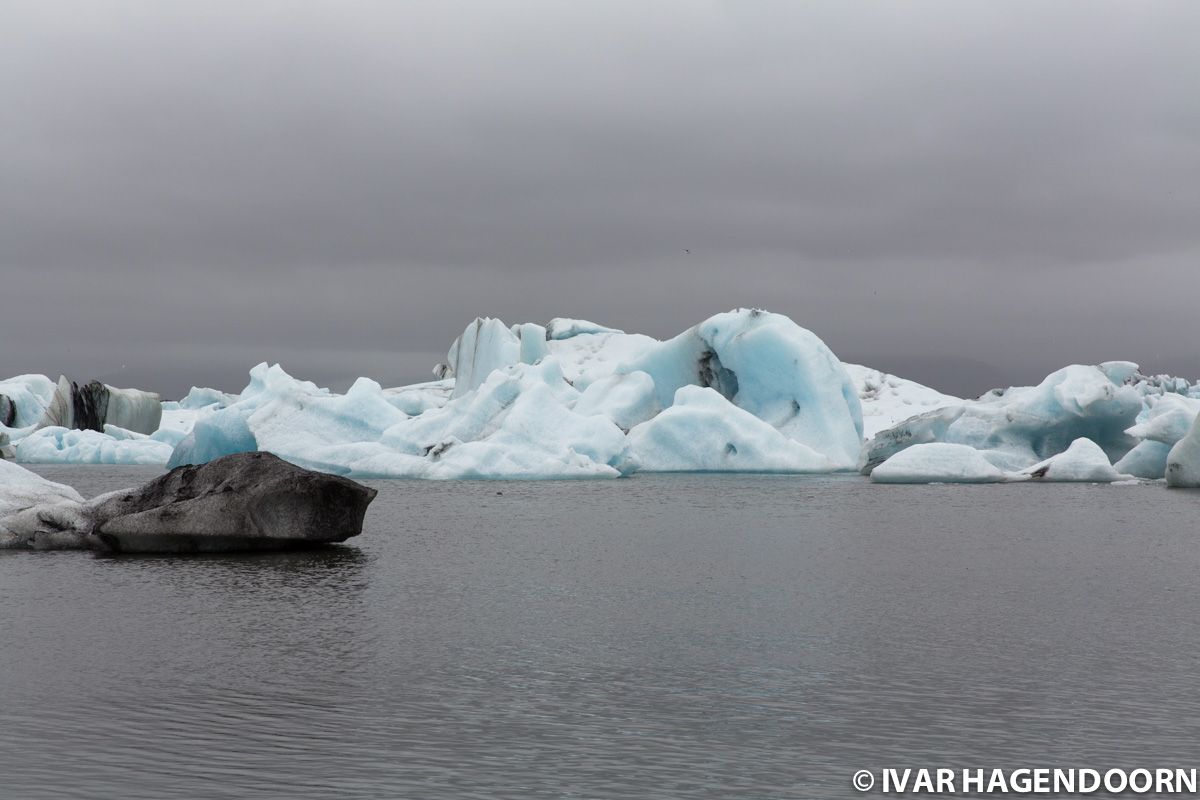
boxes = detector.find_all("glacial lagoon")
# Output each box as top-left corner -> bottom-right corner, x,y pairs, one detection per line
3,467 -> 1199,799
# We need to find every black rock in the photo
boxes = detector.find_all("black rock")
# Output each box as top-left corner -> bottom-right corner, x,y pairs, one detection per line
87,452 -> 377,554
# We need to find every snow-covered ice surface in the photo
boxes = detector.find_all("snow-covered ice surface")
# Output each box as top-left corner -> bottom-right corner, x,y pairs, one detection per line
2,310 -> 1197,483
845,364 -> 961,440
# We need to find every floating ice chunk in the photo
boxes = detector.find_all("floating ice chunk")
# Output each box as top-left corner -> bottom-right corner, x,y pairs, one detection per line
446,318 -> 521,398
1166,414 -> 1200,488
628,385 -> 835,473
1021,437 -> 1132,483
621,309 -> 863,468
870,443 -> 1011,484
844,363 -> 961,440
572,371 -> 660,431
1114,439 -> 1173,480
15,426 -> 174,466
546,318 -> 624,340
0,460 -> 88,549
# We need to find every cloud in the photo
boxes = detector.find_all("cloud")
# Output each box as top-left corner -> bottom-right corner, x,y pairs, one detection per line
2,1 -> 1198,397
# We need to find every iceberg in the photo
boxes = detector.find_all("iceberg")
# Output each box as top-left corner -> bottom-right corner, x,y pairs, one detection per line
628,385 -> 834,472
861,364 -> 1144,474
7,308 -> 1189,485
870,443 -> 1011,484
1166,413 -> 1200,488
15,426 -> 175,466
37,376 -> 162,435
621,309 -> 863,469
1020,437 -> 1132,482
1,453 -> 376,553
164,309 -> 864,478
169,359 -> 637,479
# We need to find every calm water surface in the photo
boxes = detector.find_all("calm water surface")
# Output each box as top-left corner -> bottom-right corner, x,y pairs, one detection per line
2,467 -> 1199,799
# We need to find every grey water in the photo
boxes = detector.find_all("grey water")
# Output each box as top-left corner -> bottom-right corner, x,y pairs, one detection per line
2,467 -> 1200,800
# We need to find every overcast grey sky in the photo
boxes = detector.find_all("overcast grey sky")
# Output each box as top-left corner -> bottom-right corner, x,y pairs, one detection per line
3,1 -> 1198,399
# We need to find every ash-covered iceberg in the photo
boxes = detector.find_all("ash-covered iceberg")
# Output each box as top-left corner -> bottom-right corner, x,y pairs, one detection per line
0,459 -> 90,549
38,376 -> 161,434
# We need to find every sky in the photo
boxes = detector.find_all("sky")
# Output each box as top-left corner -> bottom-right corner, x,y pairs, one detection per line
3,1 -> 1198,399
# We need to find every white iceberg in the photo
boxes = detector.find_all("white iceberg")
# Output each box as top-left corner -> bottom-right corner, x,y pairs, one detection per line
628,386 -> 835,473
870,443 -> 1010,484
1020,437 -> 1132,482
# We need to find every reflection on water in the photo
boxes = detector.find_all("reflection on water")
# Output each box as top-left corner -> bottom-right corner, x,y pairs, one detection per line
3,468 -> 1200,798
